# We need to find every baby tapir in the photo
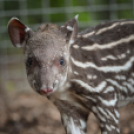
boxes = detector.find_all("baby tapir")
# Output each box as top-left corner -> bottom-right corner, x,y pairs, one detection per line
8,15 -> 134,134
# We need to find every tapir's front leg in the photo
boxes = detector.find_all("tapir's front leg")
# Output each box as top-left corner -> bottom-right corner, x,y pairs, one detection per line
61,113 -> 88,134
55,100 -> 89,134
92,105 -> 120,134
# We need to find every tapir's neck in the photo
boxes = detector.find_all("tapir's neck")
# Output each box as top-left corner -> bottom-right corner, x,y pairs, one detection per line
48,87 -> 88,113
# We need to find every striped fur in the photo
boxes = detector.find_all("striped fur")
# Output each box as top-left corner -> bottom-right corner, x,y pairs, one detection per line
68,20 -> 134,134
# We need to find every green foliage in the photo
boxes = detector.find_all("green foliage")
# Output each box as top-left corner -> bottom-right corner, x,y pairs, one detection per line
94,0 -> 109,5
27,0 -> 42,9
4,1 -> 19,10
118,10 -> 133,19
78,12 -> 92,22
72,0 -> 87,6
117,0 -> 132,4
28,14 -> 42,24
50,0 -> 65,7
94,11 -> 110,20
51,13 -> 66,22
3,0 -> 134,26
2,0 -> 134,44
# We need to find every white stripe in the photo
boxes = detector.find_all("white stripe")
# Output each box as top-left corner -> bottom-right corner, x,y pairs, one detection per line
120,53 -> 126,59
116,128 -> 120,133
67,26 -> 73,31
114,109 -> 120,118
69,118 -> 81,134
82,31 -> 95,38
123,82 -> 134,93
98,107 -> 109,117
87,74 -> 92,79
80,119 -> 86,129
101,55 -> 117,61
73,44 -> 79,49
107,79 -> 128,93
102,51 -> 128,61
71,79 -> 106,92
106,110 -> 119,124
103,86 -> 114,93
106,125 -> 112,131
74,71 -> 79,75
128,78 -> 134,85
87,74 -> 97,79
83,21 -> 134,38
71,56 -> 134,73
115,75 -> 126,80
96,22 -> 120,35
92,106 -> 106,122
69,39 -> 75,45
98,95 -> 117,106
81,34 -> 134,51
84,95 -> 97,102
96,21 -> 134,35
120,21 -> 134,25
111,125 -> 116,130
92,106 -> 98,113
93,75 -> 97,79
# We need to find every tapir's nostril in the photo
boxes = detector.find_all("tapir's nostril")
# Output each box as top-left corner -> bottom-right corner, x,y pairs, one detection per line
40,88 -> 53,95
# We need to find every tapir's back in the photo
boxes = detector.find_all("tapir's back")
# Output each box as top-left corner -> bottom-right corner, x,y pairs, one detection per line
70,20 -> 134,106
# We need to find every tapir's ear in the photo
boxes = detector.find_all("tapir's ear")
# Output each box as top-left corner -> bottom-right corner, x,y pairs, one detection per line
60,14 -> 79,46
7,17 -> 31,48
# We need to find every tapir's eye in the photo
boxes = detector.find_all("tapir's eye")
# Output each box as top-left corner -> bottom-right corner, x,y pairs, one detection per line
60,58 -> 65,66
26,57 -> 33,67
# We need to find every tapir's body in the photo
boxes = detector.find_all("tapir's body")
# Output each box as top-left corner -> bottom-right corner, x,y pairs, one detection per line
8,16 -> 134,134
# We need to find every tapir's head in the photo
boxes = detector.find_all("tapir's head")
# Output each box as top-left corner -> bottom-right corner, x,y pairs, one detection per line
7,16 -> 78,96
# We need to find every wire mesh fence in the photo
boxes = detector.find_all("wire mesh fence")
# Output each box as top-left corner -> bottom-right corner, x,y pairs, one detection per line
1,0 -> 134,92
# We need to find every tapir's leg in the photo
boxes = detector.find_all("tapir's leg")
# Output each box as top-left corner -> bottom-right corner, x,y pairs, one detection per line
55,100 -> 89,134
92,106 -> 120,134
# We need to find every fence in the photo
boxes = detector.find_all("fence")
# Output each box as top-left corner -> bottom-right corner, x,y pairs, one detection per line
1,0 -> 134,92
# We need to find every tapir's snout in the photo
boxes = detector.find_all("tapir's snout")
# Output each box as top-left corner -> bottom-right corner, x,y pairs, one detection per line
40,80 -> 59,95
40,87 -> 53,95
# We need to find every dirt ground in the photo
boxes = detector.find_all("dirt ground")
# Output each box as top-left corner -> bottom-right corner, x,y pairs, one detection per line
0,91 -> 134,134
